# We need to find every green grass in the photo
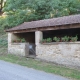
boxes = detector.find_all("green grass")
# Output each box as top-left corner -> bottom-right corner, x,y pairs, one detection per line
0,54 -> 80,80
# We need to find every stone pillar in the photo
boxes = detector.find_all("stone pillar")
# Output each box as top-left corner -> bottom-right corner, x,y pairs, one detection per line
8,33 -> 18,44
35,31 -> 43,45
8,33 -> 12,44
8,33 -> 12,53
8,33 -> 18,53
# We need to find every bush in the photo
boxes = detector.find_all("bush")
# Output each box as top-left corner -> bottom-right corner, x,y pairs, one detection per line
46,38 -> 52,43
70,35 -> 78,42
53,37 -> 60,42
61,36 -> 69,42
0,39 -> 8,47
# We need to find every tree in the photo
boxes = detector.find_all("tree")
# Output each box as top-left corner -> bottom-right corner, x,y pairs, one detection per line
3,0 -> 80,17
0,0 -> 6,14
1,0 -> 80,29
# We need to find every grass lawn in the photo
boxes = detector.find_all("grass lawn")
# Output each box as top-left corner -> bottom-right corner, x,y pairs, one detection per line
0,54 -> 80,80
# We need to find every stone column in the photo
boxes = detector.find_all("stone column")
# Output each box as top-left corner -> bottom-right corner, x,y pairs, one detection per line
8,33 -> 12,44
8,33 -> 18,45
8,33 -> 18,53
8,33 -> 12,53
35,31 -> 43,45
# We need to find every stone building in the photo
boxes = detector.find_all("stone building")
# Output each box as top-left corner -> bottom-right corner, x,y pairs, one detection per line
6,14 -> 80,68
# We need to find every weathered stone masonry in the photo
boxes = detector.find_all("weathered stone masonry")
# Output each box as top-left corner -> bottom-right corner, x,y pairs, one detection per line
8,31 -> 80,67
8,33 -> 29,56
35,31 -> 80,67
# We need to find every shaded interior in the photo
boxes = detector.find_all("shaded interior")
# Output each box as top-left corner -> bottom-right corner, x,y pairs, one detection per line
14,32 -> 35,43
43,28 -> 80,41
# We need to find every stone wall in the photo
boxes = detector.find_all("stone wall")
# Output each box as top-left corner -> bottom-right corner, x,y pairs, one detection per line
8,43 -> 29,56
8,33 -> 29,57
8,31 -> 80,68
36,42 -> 80,68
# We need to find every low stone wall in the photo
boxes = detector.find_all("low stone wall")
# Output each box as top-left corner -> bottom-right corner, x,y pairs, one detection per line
36,42 -> 80,68
8,43 -> 29,57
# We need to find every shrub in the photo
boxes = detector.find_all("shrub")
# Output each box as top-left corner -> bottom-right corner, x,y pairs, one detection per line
70,35 -> 78,42
61,36 -> 69,42
41,39 -> 47,43
46,38 -> 52,43
53,37 -> 60,42
21,38 -> 26,42
12,38 -> 26,43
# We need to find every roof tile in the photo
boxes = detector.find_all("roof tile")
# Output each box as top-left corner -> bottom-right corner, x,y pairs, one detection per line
6,14 -> 80,32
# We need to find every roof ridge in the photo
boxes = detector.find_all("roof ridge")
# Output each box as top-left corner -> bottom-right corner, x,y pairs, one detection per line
24,14 -> 80,23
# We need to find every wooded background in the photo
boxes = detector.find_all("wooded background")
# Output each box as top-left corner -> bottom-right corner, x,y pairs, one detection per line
0,0 -> 80,30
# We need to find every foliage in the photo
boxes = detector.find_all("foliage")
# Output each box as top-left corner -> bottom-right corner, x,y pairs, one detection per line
0,39 -> 7,47
61,36 -> 69,42
0,17 -> 6,30
12,38 -> 26,43
0,0 -> 79,30
41,39 -> 47,43
46,38 -> 52,43
21,38 -> 26,42
0,34 -> 8,48
0,0 -> 6,13
70,35 -> 78,42
16,38 -> 21,42
41,38 -> 52,43
53,35 -> 78,42
53,37 -> 60,42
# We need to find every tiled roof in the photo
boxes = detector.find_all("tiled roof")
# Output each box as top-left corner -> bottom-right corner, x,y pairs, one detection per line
6,14 -> 80,32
